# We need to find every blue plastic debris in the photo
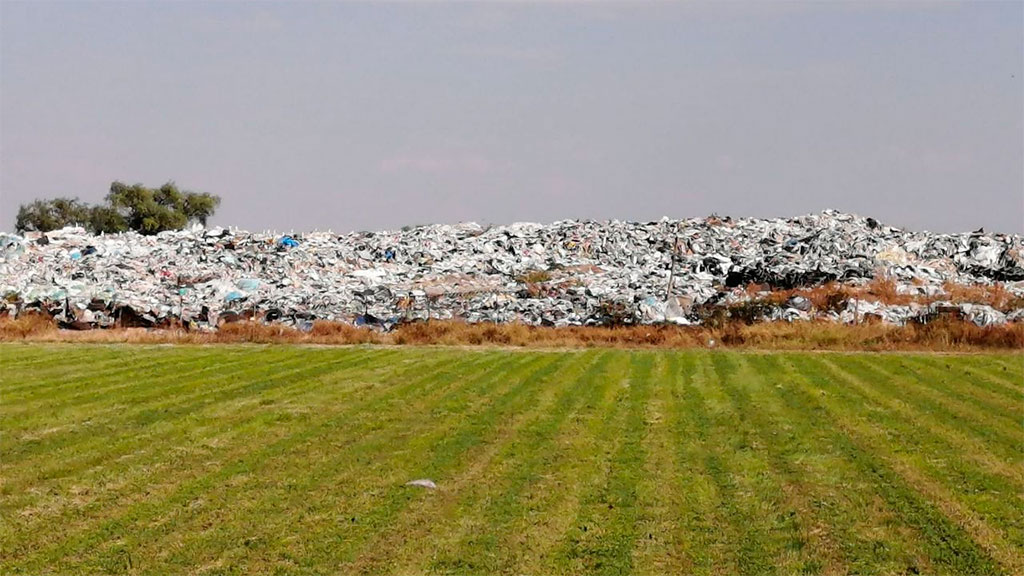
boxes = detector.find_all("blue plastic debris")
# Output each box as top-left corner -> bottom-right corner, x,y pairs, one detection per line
278,236 -> 300,248
236,278 -> 261,292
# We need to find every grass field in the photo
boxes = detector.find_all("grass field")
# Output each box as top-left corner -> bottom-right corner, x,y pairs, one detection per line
1,344 -> 1021,575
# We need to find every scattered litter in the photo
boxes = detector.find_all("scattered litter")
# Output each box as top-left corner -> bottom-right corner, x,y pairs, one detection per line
405,479 -> 437,489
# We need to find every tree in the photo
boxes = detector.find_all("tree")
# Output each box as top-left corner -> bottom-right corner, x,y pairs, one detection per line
15,181 -> 221,235
104,181 -> 219,234
183,192 -> 219,226
88,205 -> 129,235
15,198 -> 93,233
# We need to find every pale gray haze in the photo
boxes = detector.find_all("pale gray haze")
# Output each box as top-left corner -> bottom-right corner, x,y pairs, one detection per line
2,1 -> 1022,234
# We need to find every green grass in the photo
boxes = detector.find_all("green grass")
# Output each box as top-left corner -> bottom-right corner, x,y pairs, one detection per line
1,344 -> 1022,575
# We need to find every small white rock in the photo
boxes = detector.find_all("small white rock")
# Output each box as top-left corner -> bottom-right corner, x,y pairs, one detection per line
405,479 -> 437,489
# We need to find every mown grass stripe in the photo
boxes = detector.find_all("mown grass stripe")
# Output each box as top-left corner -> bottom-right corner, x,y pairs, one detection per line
0,340 -> 240,393
345,352 -> 577,574
708,352 -> 810,575
966,354 -> 1024,378
943,355 -> 1024,397
818,356 -> 1024,488
272,352 -> 553,572
503,352 -> 630,576
9,350 -> 489,571
0,342 -> 137,371
840,355 -> 1023,460
899,356 -> 1024,420
749,354 -> 947,574
0,348 -> 402,509
686,352 -> 783,575
662,351 -> 726,575
779,353 -> 1006,575
0,345 -> 128,377
806,356 -> 1024,561
726,353 -> 850,574
540,352 -> 636,575
2,349 -> 413,555
0,345 -> 251,411
874,355 -> 1023,427
4,348 -> 417,528
75,352 -> 530,574
411,351 -> 613,575
554,352 -> 653,576
370,351 -> 598,574
0,345 -> 230,399
630,352 -> 690,575
0,348 -> 367,473
0,347 -> 312,480
1,346 -> 264,431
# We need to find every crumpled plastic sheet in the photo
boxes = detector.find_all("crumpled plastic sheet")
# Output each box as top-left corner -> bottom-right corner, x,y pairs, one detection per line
0,210 -> 1021,329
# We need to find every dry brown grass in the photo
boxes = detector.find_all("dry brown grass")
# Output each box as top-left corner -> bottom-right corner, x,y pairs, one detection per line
942,282 -> 1024,311
2,315 -> 1020,351
0,313 -> 57,338
746,278 -> 1024,312
748,282 -> 853,312
724,318 -> 1024,350
861,275 -> 915,306
517,270 -> 553,284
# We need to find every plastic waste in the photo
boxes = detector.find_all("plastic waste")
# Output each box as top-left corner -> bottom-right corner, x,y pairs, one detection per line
0,210 -> 1019,330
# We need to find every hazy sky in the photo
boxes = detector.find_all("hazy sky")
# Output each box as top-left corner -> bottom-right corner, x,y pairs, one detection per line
2,1 -> 1021,234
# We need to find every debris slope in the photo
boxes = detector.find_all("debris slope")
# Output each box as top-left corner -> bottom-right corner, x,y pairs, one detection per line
1,210 -> 1021,329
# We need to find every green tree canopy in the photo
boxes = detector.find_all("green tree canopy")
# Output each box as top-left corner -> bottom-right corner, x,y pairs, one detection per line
15,182 -> 220,235
15,198 -> 93,233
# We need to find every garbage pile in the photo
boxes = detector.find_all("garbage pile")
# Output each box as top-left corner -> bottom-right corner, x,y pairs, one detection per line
1,210 -> 1021,330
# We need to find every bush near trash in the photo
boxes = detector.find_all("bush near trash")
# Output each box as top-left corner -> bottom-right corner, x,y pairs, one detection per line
1,210 -> 1021,332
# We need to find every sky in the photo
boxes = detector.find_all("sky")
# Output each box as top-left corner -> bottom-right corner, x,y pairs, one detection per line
1,1 -> 1021,234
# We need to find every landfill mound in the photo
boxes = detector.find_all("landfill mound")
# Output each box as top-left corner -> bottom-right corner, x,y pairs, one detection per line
1,210 -> 1022,331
